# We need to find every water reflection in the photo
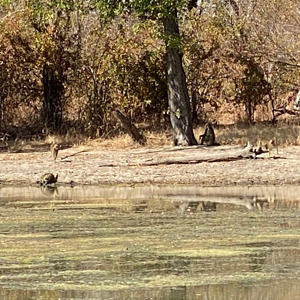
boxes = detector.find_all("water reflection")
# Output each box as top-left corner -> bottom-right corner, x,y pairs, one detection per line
0,184 -> 300,299
40,186 -> 58,197
1,184 -> 300,211
1,278 -> 300,300
177,201 -> 217,213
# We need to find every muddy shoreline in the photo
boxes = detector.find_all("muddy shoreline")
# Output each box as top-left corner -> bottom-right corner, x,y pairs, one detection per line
0,144 -> 300,187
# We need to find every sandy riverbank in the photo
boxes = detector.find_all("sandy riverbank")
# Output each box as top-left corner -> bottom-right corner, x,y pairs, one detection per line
1,143 -> 300,187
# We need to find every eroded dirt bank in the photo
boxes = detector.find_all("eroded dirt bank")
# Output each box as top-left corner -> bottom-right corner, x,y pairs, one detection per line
0,144 -> 300,186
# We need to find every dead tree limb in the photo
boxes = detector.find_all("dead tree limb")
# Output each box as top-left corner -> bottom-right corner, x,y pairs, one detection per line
113,110 -> 146,145
137,142 -> 253,166
60,150 -> 89,160
99,143 -> 254,167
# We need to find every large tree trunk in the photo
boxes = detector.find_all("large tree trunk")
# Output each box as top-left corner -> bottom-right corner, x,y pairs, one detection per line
42,64 -> 64,131
163,15 -> 198,146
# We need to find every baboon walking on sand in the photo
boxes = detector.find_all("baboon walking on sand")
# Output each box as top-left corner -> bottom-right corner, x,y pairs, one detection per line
50,142 -> 60,161
255,138 -> 277,158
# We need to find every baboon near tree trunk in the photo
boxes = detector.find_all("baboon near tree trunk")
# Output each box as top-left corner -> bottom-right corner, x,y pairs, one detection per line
199,122 -> 216,146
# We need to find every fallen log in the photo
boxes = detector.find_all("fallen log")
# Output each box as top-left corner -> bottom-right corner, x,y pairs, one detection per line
137,142 -> 254,166
99,143 -> 254,167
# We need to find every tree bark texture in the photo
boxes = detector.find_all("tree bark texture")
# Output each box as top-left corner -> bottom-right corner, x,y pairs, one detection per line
163,15 -> 197,146
42,64 -> 64,131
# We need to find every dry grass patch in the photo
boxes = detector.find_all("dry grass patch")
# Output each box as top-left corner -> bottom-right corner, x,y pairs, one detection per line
3,123 -> 300,153
40,123 -> 300,151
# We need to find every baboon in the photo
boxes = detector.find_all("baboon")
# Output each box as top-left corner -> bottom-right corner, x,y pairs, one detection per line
256,138 -> 277,158
50,142 -> 60,161
40,173 -> 58,186
0,133 -> 9,146
199,122 -> 216,146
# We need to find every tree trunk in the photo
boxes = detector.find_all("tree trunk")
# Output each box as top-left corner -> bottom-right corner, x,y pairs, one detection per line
0,95 -> 4,131
42,64 -> 64,131
163,15 -> 198,146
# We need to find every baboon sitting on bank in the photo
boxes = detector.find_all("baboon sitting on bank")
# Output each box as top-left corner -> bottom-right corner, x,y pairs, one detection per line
199,122 -> 217,146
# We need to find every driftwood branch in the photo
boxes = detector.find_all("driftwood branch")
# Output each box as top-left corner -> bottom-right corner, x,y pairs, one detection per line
99,143 -> 254,167
113,110 -> 146,145
137,143 -> 253,166
274,108 -> 298,117
60,150 -> 88,161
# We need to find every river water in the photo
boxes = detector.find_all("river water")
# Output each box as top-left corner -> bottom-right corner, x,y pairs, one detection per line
0,184 -> 299,299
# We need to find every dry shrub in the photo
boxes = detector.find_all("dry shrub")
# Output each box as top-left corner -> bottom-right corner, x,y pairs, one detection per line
3,121 -> 300,152
213,123 -> 300,147
75,123 -> 300,149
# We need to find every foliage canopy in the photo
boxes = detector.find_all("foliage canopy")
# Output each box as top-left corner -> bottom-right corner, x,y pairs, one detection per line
1,0 -> 300,137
